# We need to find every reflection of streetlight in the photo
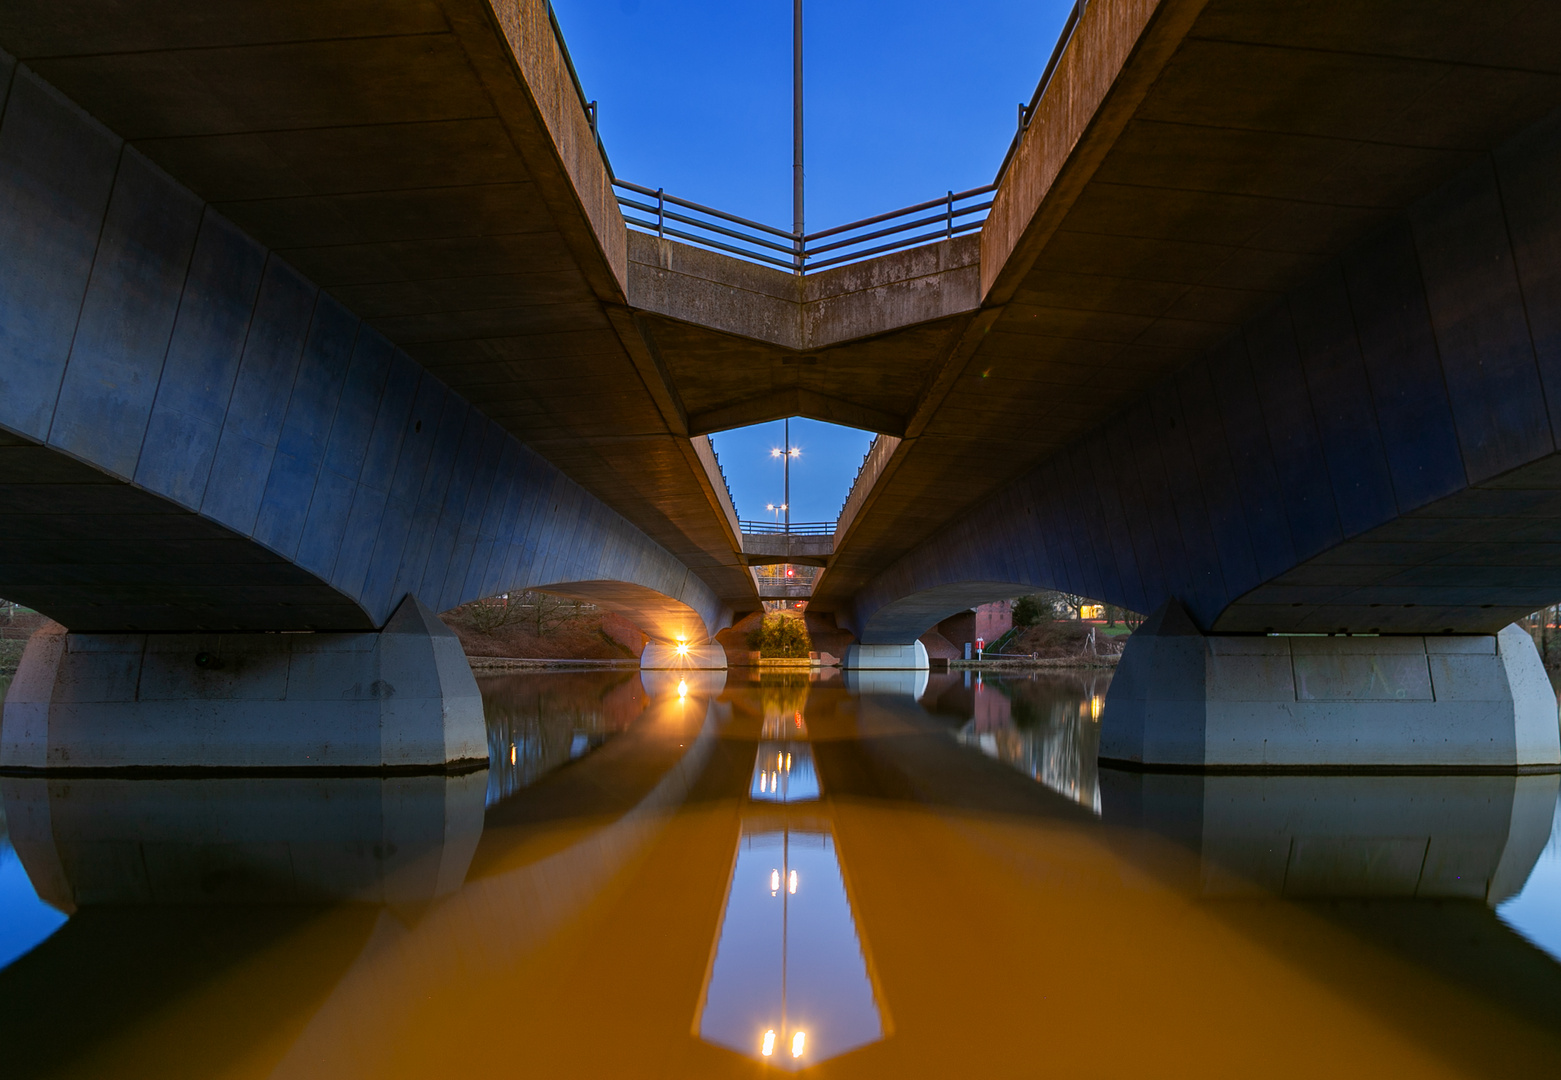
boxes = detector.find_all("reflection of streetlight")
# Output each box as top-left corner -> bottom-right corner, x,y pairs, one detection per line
792,1031 -> 806,1058
762,1030 -> 776,1057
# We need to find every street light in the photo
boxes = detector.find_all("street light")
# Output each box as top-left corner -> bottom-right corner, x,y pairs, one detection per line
772,419 -> 800,531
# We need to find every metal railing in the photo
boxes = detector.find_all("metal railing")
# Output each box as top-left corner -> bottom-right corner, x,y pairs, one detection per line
614,178 -> 996,274
554,0 -> 1089,277
739,520 -> 836,536
993,0 -> 1086,186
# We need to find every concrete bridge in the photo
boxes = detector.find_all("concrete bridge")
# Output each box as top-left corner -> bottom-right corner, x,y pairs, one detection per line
1,0 -> 1560,770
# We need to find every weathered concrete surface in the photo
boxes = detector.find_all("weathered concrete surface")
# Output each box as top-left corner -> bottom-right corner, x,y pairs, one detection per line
845,101 -> 1561,641
0,596 -> 486,770
1,771 -> 486,907
0,60 -> 729,639
740,533 -> 832,567
627,230 -> 978,437
1099,604 -> 1561,769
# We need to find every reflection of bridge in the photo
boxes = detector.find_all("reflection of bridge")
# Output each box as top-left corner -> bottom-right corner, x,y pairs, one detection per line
2,0 -> 1561,767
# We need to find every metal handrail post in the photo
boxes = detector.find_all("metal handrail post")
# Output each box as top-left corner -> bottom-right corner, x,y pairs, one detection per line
656,188 -> 664,237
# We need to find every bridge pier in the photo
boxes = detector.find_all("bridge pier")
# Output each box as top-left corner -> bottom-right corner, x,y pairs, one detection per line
0,596 -> 486,772
1101,604 -> 1561,771
841,642 -> 929,671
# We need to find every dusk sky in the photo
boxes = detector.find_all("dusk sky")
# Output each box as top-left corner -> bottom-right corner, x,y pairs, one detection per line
549,0 -> 1074,522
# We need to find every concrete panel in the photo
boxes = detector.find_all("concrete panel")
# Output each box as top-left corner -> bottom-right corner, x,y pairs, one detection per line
135,209 -> 267,507
841,641 -> 928,671
0,68 -> 120,439
49,148 -> 202,479
253,294 -> 359,557
1412,158 -> 1552,483
1289,266 -> 1397,536
1246,303 -> 1342,561
1343,221 -> 1466,511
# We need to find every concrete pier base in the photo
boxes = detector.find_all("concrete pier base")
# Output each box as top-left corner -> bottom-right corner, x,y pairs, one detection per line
1101,603 -> 1561,770
0,596 -> 487,771
640,640 -> 728,670
841,641 -> 929,671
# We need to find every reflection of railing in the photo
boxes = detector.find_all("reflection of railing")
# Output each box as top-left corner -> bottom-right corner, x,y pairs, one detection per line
739,520 -> 835,536
615,178 -> 995,274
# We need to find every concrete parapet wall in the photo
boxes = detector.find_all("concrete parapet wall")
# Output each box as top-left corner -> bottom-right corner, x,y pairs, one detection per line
1100,603 -> 1561,769
0,596 -> 487,770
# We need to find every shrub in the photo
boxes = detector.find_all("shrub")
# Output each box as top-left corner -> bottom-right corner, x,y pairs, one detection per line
747,611 -> 811,658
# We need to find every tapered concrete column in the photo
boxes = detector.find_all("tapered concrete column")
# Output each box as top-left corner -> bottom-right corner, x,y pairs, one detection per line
841,641 -> 929,670
0,596 -> 487,771
640,639 -> 727,670
1101,603 -> 1561,770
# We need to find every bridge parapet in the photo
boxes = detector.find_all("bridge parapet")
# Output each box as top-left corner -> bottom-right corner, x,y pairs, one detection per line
740,531 -> 832,567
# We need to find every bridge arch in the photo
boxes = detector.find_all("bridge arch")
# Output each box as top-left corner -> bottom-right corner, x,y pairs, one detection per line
0,71 -> 725,639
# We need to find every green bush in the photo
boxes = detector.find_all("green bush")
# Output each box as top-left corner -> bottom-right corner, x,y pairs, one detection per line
747,611 -> 812,658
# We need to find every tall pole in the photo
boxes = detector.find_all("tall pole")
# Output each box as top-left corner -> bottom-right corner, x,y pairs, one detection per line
783,417 -> 791,532
792,0 -> 804,273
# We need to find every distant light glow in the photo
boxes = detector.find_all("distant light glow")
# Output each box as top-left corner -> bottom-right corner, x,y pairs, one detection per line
791,1031 -> 806,1057
677,679 -> 689,699
770,869 -> 781,893
771,448 -> 782,458
509,744 -> 516,765
788,870 -> 798,894
789,447 -> 800,457
676,641 -> 690,656
762,1030 -> 776,1057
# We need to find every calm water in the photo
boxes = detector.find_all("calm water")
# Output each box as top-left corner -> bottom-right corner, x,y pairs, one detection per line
0,668 -> 1559,1077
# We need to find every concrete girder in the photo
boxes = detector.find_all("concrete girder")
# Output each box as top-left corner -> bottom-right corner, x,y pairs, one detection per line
844,104 -> 1561,639
0,63 -> 731,635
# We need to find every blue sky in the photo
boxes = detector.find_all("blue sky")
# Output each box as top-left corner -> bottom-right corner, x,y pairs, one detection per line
708,418 -> 874,524
550,0 -> 1074,520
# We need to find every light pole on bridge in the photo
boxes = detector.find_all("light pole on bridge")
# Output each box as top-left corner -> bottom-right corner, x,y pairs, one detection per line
770,418 -> 800,532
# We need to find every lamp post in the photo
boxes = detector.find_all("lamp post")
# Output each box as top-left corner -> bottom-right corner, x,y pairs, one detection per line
770,418 -> 800,532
